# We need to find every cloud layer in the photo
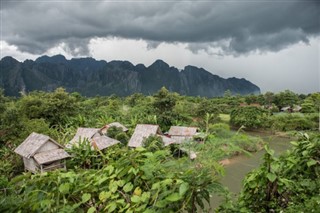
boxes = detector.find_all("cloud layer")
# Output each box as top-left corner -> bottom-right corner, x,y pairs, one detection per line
1,1 -> 319,56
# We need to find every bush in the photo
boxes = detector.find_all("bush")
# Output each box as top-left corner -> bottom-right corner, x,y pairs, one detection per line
1,149 -> 225,212
270,113 -> 315,131
230,106 -> 270,129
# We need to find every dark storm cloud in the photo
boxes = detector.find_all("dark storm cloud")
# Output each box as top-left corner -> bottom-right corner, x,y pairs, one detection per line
1,0 -> 319,55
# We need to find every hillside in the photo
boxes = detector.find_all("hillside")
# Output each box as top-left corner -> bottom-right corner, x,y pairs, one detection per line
0,55 -> 260,97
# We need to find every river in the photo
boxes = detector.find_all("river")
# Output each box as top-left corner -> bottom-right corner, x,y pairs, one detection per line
211,132 -> 293,209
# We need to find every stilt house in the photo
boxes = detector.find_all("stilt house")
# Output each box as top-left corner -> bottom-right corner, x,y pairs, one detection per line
14,132 -> 70,173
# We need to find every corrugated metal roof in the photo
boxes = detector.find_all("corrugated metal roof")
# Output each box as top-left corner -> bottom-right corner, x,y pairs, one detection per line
168,126 -> 198,136
14,132 -> 62,158
128,124 -> 161,147
33,149 -> 70,165
91,136 -> 120,150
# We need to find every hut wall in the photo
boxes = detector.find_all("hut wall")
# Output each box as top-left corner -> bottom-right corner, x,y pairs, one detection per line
23,157 -> 39,173
37,142 -> 59,153
41,160 -> 65,172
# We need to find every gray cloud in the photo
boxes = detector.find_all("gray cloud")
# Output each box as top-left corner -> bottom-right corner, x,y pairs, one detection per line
1,0 -> 319,56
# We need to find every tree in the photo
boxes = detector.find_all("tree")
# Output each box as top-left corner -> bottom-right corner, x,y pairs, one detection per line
301,93 -> 320,113
274,90 -> 299,108
230,106 -> 270,129
153,87 -> 178,129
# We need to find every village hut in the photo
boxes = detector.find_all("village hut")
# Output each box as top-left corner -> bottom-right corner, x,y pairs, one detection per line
168,126 -> 199,143
281,106 -> 292,112
160,135 -> 176,146
67,127 -> 119,150
128,124 -> 162,147
100,122 -> 128,135
14,132 -> 70,173
91,136 -> 120,150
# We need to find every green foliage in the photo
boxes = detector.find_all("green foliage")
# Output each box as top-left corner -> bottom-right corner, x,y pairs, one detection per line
274,90 -> 300,108
142,135 -> 165,152
220,133 -> 320,212
1,149 -> 225,212
230,106 -> 270,129
153,87 -> 178,130
66,138 -> 117,170
301,93 -> 320,113
18,88 -> 78,126
270,113 -> 317,131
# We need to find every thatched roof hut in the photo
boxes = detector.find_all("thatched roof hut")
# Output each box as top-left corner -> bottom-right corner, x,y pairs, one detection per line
159,135 -> 176,146
67,127 -> 119,150
14,132 -> 70,173
168,126 -> 199,136
168,126 -> 199,143
100,122 -> 128,135
68,128 -> 100,147
91,136 -> 120,150
128,124 -> 162,147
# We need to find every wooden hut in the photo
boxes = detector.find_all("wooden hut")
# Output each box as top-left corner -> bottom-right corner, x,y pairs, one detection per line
128,124 -> 162,147
67,127 -> 119,150
168,126 -> 199,143
100,122 -> 128,135
14,132 -> 70,173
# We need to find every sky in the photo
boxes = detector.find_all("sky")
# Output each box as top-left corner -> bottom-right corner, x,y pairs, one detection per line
1,0 -> 319,94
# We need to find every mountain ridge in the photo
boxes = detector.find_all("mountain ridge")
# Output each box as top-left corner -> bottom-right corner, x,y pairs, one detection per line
0,55 -> 260,97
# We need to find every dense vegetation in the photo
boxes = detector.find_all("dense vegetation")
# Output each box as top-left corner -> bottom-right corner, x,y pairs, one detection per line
0,87 -> 319,212
219,133 -> 320,212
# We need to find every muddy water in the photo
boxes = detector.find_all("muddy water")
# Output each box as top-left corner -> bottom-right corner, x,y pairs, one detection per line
211,132 -> 293,208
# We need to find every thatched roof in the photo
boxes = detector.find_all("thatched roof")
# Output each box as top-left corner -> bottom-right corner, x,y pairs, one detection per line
14,132 -> 63,158
91,136 -> 120,150
128,124 -> 161,147
168,126 -> 198,136
68,128 -> 100,147
159,135 -> 176,146
100,122 -> 128,133
34,149 -> 70,165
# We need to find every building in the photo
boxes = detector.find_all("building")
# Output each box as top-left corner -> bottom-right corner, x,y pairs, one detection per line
14,132 -> 70,173
67,127 -> 120,150
100,122 -> 128,135
128,124 -> 162,147
168,126 -> 199,143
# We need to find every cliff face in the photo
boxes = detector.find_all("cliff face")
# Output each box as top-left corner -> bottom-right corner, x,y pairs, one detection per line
0,55 -> 260,97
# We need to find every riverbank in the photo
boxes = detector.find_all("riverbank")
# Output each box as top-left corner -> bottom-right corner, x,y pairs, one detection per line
211,133 -> 293,209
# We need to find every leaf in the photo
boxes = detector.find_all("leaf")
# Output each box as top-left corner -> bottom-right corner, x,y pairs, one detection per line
82,193 -> 91,203
133,187 -> 142,196
264,145 -> 274,156
117,180 -> 125,187
307,159 -> 317,167
131,195 -> 141,203
141,192 -> 150,202
59,183 -> 70,194
270,163 -> 280,172
179,182 -> 189,196
99,191 -> 111,202
165,193 -> 182,202
123,182 -> 133,192
87,207 -> 95,213
107,202 -> 117,212
267,173 -> 277,182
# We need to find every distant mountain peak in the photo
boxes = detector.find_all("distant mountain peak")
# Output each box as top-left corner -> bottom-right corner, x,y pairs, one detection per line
1,56 -> 19,64
149,59 -> 169,68
36,54 -> 67,63
0,55 -> 260,97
